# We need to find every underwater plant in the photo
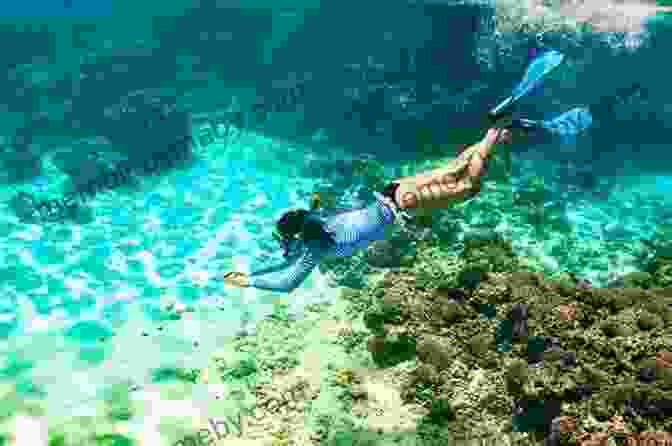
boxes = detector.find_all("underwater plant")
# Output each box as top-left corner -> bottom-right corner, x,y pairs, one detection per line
218,357 -> 257,381
150,366 -> 200,384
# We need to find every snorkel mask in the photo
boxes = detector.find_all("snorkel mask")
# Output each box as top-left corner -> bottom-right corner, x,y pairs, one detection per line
274,208 -> 307,254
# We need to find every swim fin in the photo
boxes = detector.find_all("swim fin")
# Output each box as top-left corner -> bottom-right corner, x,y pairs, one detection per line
510,107 -> 594,140
489,49 -> 565,123
539,107 -> 593,140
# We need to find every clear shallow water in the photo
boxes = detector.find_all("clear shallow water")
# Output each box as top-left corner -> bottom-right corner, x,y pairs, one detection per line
0,128 -> 348,418
2,116 -> 670,422
504,153 -> 672,284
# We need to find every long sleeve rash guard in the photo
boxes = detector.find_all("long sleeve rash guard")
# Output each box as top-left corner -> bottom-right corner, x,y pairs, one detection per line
248,192 -> 396,293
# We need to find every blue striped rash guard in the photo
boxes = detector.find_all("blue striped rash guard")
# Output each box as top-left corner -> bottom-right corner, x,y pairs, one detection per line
248,192 -> 396,293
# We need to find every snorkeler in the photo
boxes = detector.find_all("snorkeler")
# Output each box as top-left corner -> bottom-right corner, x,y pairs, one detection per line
220,48 -> 595,292
220,126 -> 513,292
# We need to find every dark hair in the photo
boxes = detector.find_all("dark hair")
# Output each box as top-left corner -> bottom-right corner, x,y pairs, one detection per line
381,182 -> 400,206
275,208 -> 335,256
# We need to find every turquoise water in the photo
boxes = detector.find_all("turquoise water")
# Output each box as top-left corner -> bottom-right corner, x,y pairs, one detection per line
1,127 -> 354,417
3,117 -> 670,424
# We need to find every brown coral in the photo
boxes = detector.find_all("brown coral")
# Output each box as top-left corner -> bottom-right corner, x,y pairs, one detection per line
416,335 -> 454,370
637,432 -> 672,444
367,335 -> 386,356
555,415 -> 577,434
557,303 -> 577,321
655,350 -> 672,369
576,432 -> 608,446
359,265 -> 671,438
607,415 -> 626,434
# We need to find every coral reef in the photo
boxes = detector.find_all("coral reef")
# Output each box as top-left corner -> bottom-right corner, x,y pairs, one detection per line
356,251 -> 672,442
365,240 -> 406,269
643,225 -> 672,288
14,226 -> 670,446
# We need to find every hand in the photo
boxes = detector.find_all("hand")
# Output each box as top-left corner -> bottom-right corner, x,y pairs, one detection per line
221,271 -> 250,288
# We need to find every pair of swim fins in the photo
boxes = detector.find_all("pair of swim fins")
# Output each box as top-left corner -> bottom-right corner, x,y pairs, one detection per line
488,49 -> 594,139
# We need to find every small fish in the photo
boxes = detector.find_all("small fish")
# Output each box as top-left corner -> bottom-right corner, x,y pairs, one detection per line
528,46 -> 539,60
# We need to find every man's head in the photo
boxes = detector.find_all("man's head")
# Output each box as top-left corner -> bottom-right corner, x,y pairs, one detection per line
274,208 -> 335,256
275,209 -> 309,242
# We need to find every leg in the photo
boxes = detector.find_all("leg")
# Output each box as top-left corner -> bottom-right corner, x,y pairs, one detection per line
388,128 -> 511,211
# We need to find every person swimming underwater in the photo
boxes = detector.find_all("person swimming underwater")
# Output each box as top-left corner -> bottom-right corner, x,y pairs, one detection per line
220,126 -> 513,293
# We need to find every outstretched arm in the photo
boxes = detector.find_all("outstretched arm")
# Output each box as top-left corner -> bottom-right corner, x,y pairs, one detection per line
249,258 -> 294,276
222,247 -> 324,293
249,247 -> 323,292
249,239 -> 304,276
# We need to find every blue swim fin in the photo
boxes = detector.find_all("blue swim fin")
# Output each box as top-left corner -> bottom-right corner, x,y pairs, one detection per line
489,49 -> 565,122
511,107 -> 593,141
539,107 -> 593,140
